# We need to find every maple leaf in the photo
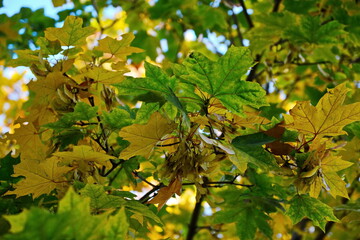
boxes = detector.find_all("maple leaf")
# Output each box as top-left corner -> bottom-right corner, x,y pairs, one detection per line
95,33 -> 143,59
45,15 -> 96,46
286,195 -> 340,231
147,177 -> 182,210
28,71 -> 67,105
119,112 -> 177,159
298,143 -> 353,198
177,46 -> 268,115
53,145 -> 114,170
7,122 -> 48,161
319,154 -> 353,198
85,67 -> 126,84
287,83 -> 360,137
6,157 -> 73,198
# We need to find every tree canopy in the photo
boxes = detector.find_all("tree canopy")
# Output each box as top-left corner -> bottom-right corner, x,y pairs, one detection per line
0,0 -> 359,239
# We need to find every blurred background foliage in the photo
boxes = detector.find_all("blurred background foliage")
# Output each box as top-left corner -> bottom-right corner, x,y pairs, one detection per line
0,0 -> 359,239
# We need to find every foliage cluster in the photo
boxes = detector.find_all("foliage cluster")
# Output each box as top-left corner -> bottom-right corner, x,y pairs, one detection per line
0,0 -> 359,239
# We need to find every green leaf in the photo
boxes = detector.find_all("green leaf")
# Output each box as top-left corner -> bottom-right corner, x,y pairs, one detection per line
70,102 -> 98,121
3,208 -> 70,240
135,102 -> 160,124
80,184 -> 126,211
103,208 -> 129,240
115,62 -> 188,124
44,102 -> 97,131
45,15 -> 96,46
179,46 -> 267,115
103,108 -> 133,130
36,37 -> 62,56
286,195 -> 340,231
232,135 -> 278,171
0,153 -> 20,181
125,200 -> 163,225
232,132 -> 276,147
214,207 -> 272,240
285,16 -> 344,44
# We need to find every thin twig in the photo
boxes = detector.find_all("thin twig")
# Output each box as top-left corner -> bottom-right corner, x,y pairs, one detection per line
238,0 -> 254,28
133,171 -> 157,187
139,184 -> 164,203
231,11 -> 244,46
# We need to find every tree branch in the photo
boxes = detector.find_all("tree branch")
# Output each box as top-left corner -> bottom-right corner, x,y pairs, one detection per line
139,183 -> 164,203
231,11 -> 244,46
246,54 -> 262,81
272,0 -> 282,13
133,170 -> 157,187
238,0 -> 254,28
314,184 -> 357,240
186,195 -> 205,240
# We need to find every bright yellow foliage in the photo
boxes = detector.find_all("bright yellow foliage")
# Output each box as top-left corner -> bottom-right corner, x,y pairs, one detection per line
7,157 -> 73,198
287,83 -> 360,138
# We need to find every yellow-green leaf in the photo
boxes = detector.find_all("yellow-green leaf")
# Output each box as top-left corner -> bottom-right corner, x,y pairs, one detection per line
287,83 -> 360,137
53,145 -> 114,169
95,33 -> 143,59
119,112 -> 176,159
6,157 -> 73,198
45,16 -> 96,46
85,67 -> 126,84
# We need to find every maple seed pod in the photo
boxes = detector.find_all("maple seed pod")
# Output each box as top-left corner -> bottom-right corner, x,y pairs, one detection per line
63,84 -> 79,102
56,87 -> 72,103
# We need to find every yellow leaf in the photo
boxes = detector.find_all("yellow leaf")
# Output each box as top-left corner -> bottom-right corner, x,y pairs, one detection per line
45,16 -> 96,46
339,137 -> 360,183
299,143 -> 353,199
95,33 -> 143,59
300,166 -> 320,178
288,83 -> 360,137
28,71 -> 67,105
119,112 -> 176,159
319,154 -> 352,198
0,20 -> 18,40
52,0 -> 66,7
7,122 -> 48,161
309,175 -> 322,198
7,157 -> 73,198
85,67 -> 126,84
233,112 -> 270,130
53,145 -> 114,170
321,155 -> 353,172
321,171 -> 349,198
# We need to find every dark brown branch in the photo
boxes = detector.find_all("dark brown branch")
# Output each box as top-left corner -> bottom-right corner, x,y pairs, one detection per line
238,0 -> 254,28
108,166 -> 123,186
246,54 -> 262,81
139,183 -> 164,203
186,195 -> 205,240
102,159 -> 125,177
231,11 -> 244,46
88,96 -> 110,153
272,0 -> 282,13
156,142 -> 181,147
133,170 -> 157,187
183,181 -> 253,188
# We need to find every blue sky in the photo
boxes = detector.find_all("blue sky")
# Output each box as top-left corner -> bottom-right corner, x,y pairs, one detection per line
0,0 -> 73,18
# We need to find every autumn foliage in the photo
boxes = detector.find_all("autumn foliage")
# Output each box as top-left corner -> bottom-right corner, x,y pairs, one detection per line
0,0 -> 359,239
